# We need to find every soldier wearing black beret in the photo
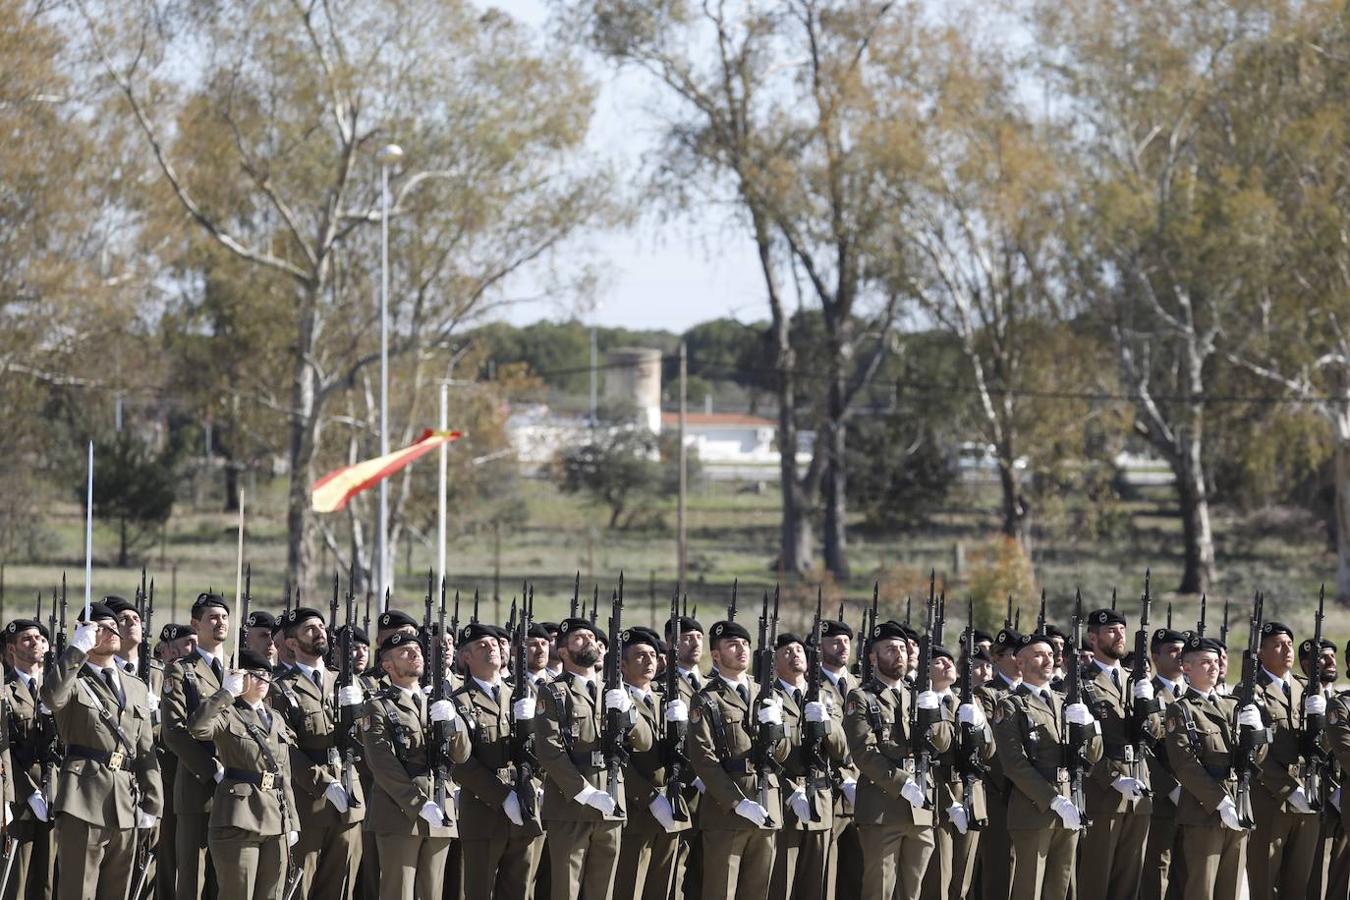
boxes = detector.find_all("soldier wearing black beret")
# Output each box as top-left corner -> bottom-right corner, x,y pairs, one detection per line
245,610 -> 279,669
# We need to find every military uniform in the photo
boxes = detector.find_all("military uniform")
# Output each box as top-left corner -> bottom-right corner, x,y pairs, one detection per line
536,668 -> 652,900
450,675 -> 546,900
820,667 -> 861,900
843,677 -> 952,900
161,647 -> 225,900
768,679 -> 846,900
974,669 -> 1019,900
922,691 -> 994,900
1164,685 -> 1267,900
613,681 -> 691,900
1140,672 -> 1185,900
1078,659 -> 1161,900
688,673 -> 789,900
188,685 -> 299,900
991,682 -> 1103,900
671,667 -> 705,900
5,666 -> 54,900
42,641 -> 163,900
122,652 -> 165,900
361,680 -> 471,900
1319,690 -> 1350,898
269,663 -> 366,900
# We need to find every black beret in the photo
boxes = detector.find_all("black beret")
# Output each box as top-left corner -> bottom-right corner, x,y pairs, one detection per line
593,626 -> 609,645
379,632 -> 422,657
1015,631 -> 1054,653
820,619 -> 854,640
931,643 -> 954,662
160,623 -> 195,642
246,611 -> 278,630
333,623 -> 369,646
993,627 -> 1022,650
284,607 -> 324,634
896,623 -> 920,643
869,620 -> 908,644
665,616 -> 704,637
237,648 -> 273,673
1183,635 -> 1224,656
775,632 -> 805,650
1299,638 -> 1336,659
557,617 -> 597,638
489,625 -> 511,641
78,601 -> 117,624
459,622 -> 497,644
191,592 -> 229,616
527,623 -> 551,640
1088,609 -> 1126,628
1043,624 -> 1069,641
270,613 -> 287,635
5,619 -> 48,640
709,620 -> 752,643
621,627 -> 661,651
972,647 -> 992,662
1261,621 -> 1294,640
377,610 -> 419,631
1151,628 -> 1187,650
103,595 -> 136,615
539,621 -> 560,635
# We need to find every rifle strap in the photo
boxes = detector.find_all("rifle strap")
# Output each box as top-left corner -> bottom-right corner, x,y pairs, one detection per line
1172,702 -> 1207,772
701,696 -> 734,763
547,683 -> 575,754
240,712 -> 284,777
75,676 -> 137,763
377,694 -> 415,770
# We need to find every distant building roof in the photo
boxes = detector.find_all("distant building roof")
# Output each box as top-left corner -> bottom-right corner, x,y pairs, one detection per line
659,412 -> 776,428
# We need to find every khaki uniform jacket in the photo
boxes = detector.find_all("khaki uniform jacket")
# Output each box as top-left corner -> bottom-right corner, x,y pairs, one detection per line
1322,692 -> 1350,829
7,669 -> 47,824
1254,669 -> 1310,811
688,676 -> 789,831
933,691 -> 994,823
822,669 -> 860,817
537,672 -> 653,822
975,674 -> 1019,798
991,683 -> 1103,831
450,676 -> 544,839
1082,662 -> 1161,816
1164,688 -> 1267,825
43,647 -> 162,828
1144,675 -> 1184,815
161,650 -> 224,814
773,680 -> 847,833
269,664 -> 366,827
674,669 -> 703,820
360,683 -> 470,838
842,677 -> 954,828
188,688 -> 299,836
622,683 -> 691,838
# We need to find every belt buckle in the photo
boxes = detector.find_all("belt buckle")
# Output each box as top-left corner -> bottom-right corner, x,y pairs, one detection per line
1123,746 -> 1135,763
260,772 -> 276,791
591,751 -> 605,768
109,750 -> 125,769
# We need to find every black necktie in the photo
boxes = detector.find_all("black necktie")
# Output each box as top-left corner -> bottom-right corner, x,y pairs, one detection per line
258,705 -> 272,731
312,669 -> 323,691
210,657 -> 223,684
737,684 -> 749,707
690,673 -> 702,692
793,688 -> 804,709
413,692 -> 424,725
1111,668 -> 1121,692
491,684 -> 501,707
103,669 -> 124,710
1041,689 -> 1051,706
26,678 -> 38,705
586,681 -> 597,705
1283,681 -> 1292,701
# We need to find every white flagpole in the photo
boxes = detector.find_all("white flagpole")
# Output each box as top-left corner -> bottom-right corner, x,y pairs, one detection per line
437,383 -> 448,594
233,490 -> 246,664
84,440 -> 93,621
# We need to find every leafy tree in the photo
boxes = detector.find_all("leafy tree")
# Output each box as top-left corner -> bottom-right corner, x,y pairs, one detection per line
89,434 -> 176,568
558,429 -> 661,530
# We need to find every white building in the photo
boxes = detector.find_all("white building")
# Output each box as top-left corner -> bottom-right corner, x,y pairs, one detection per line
660,411 -> 812,482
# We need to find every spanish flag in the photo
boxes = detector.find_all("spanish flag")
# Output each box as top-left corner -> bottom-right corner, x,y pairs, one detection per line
311,429 -> 463,513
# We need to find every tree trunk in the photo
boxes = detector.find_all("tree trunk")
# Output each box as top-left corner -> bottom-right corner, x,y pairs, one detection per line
822,418 -> 849,579
119,514 -> 129,568
224,459 -> 240,513
1174,437 -> 1216,595
285,314 -> 319,592
997,454 -> 1028,549
1333,415 -> 1350,603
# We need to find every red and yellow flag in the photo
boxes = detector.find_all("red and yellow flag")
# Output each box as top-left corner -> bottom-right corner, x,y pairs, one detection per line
311,429 -> 463,513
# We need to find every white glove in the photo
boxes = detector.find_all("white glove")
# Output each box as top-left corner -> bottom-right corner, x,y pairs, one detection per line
0,803 -> 10,828
734,798 -> 768,826
339,685 -> 364,707
1168,785 -> 1182,806
692,777 -> 706,794
71,622 -> 98,653
804,701 -> 829,723
137,810 -> 157,830
223,671 -> 245,698
213,760 -> 225,784
604,688 -> 633,714
575,784 -> 617,817
429,699 -> 456,723
958,703 -> 984,726
1238,705 -> 1262,729
287,830 -> 299,847
1306,694 -> 1327,717
1065,703 -> 1093,725
1217,795 -> 1242,830
1132,679 -> 1154,700
502,791 -> 525,827
917,690 -> 940,710
901,779 -> 927,809
1111,776 -> 1145,801
756,698 -> 784,725
419,800 -> 445,826
841,779 -> 857,806
513,698 -> 535,721
26,792 -> 48,822
948,803 -> 969,835
665,699 -> 689,722
1051,795 -> 1082,829
649,794 -> 679,832
789,787 -> 810,821
325,781 -> 350,814
147,691 -> 160,709
1288,786 -> 1314,814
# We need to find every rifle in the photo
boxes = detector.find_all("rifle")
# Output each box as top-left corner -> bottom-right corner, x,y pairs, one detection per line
1037,589 -> 1047,635
428,575 -> 451,825
909,574 -> 937,810
472,587 -> 480,625
728,578 -> 739,622
1167,603 -> 1173,629
335,573 -> 361,809
450,591 -> 461,677
600,576 -> 626,818
140,578 -> 155,685
1064,590 -> 1093,826
1196,593 -> 1207,638
1220,598 -> 1230,649
956,596 -> 988,830
1299,585 -> 1328,813
1111,588 -> 1117,612
801,587 -> 827,824
905,597 -> 912,626
861,582 -> 879,683
570,572 -> 580,618
511,584 -> 542,830
590,586 -> 599,625
750,588 -> 782,827
934,590 -> 946,647
238,564 -> 251,667
421,576 -> 437,689
1005,595 -> 1013,629
1124,574 -> 1156,800
363,588 -> 372,641
1233,592 -> 1269,829
328,572 -> 341,670
662,588 -> 691,821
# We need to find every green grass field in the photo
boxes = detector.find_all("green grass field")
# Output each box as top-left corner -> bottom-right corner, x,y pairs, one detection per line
2,473 -> 1342,651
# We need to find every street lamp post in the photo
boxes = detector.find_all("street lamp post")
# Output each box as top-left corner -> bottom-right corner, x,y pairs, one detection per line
377,143 -> 403,610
